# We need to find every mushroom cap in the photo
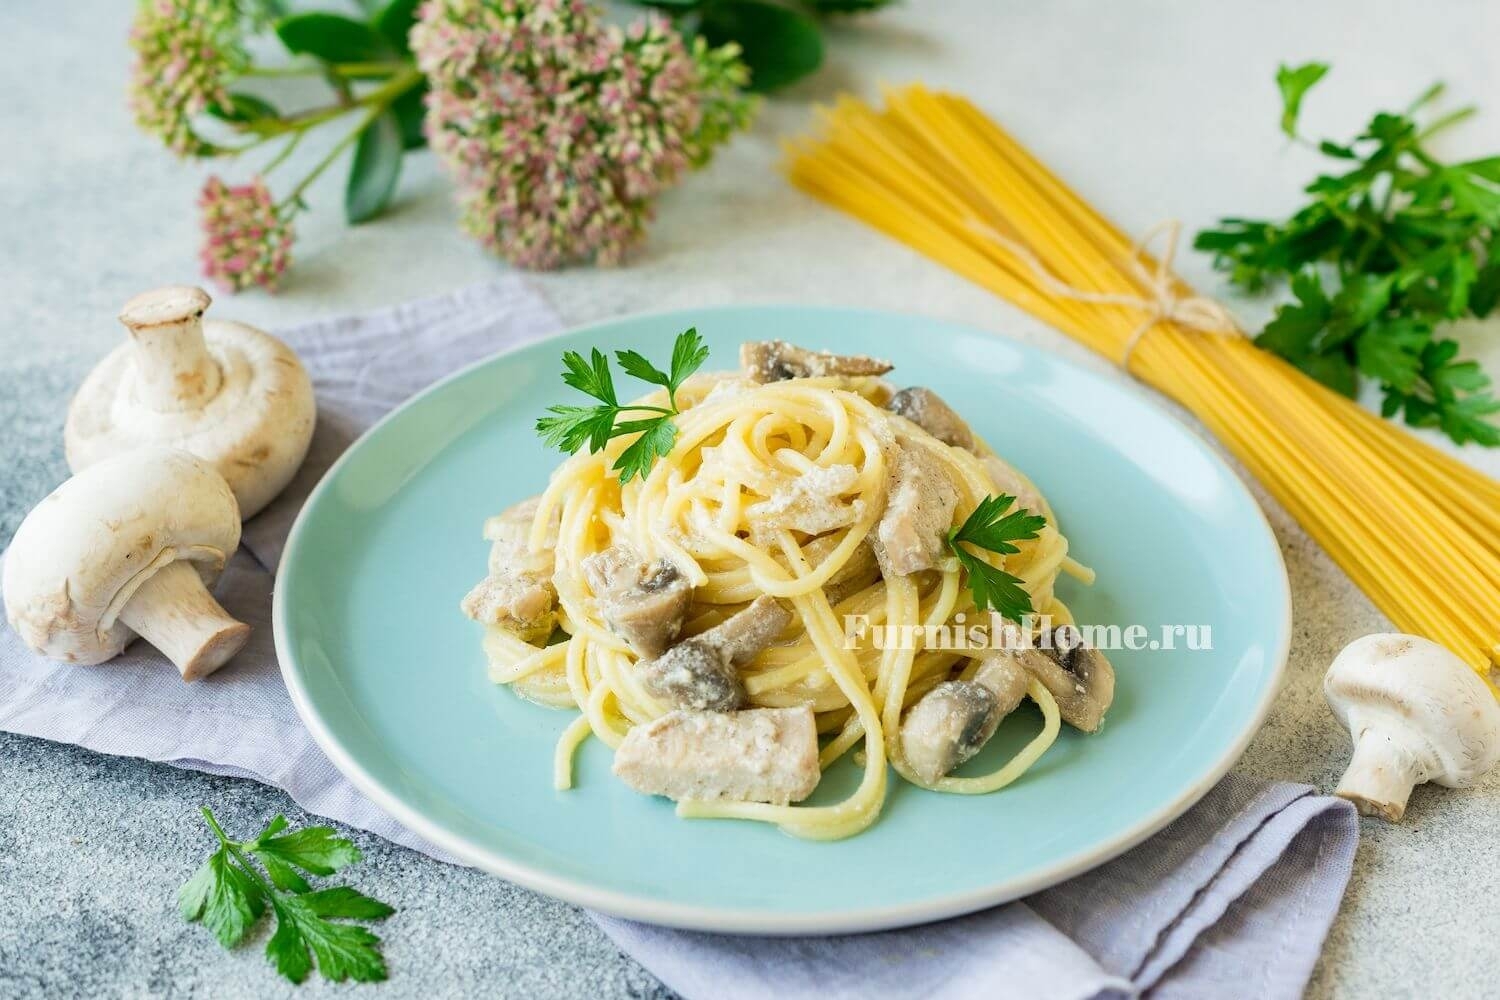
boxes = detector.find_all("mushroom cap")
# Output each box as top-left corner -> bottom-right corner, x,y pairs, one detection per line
64,318 -> 316,519
2,448 -> 242,665
1324,633 -> 1500,788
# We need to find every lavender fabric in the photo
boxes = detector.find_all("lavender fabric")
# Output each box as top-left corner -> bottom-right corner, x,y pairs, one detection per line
0,279 -> 1358,999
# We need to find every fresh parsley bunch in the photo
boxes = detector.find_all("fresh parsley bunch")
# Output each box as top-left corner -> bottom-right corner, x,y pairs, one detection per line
179,808 -> 395,984
536,328 -> 710,483
947,494 -> 1047,623
1195,63 -> 1500,446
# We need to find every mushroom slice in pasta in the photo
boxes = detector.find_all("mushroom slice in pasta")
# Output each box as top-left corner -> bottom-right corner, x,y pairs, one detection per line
637,596 -> 792,711
461,496 -> 558,643
887,387 -> 976,451
900,654 -> 1029,783
995,624 -> 1115,733
740,340 -> 893,383
583,545 -> 693,658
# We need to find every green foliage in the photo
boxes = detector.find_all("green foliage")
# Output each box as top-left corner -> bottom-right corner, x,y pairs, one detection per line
180,809 -> 394,984
274,12 -> 392,63
536,329 -> 711,483
947,495 -> 1046,623
1195,63 -> 1500,446
346,109 -> 404,224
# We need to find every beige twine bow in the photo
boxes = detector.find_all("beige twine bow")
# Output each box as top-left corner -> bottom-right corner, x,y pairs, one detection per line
965,218 -> 1244,372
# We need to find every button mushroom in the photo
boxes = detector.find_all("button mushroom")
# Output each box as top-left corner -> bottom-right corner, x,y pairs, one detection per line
612,706 -> 821,805
2,447 -> 250,680
740,340 -> 893,383
887,387 -> 977,451
461,496 -> 558,644
1324,633 -> 1500,821
65,286 -> 316,519
873,446 -> 959,576
637,595 -> 792,711
583,545 -> 693,658
986,624 -> 1115,733
901,655 -> 1029,783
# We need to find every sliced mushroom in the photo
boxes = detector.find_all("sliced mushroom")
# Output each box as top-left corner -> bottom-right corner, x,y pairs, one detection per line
740,340 -> 893,383
612,706 -> 821,805
800,535 -> 880,605
1000,624 -> 1115,732
887,387 -> 976,451
873,446 -> 958,576
637,596 -> 791,711
583,545 -> 693,658
461,496 -> 558,644
900,654 -> 1029,783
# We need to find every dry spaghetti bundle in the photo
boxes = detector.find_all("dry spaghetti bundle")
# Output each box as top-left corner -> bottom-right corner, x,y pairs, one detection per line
785,84 -> 1500,692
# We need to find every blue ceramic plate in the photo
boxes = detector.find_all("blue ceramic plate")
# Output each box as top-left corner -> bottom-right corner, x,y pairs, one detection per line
275,306 -> 1289,934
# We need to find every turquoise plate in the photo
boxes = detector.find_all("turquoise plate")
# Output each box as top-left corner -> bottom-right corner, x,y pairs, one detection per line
275,306 -> 1289,934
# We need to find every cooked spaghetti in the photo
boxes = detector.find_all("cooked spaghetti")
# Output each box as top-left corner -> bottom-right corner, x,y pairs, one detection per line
464,343 -> 1108,840
785,85 -> 1500,695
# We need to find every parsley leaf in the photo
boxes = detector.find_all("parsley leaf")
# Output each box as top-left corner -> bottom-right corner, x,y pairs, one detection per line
1196,63 -> 1500,446
180,808 -> 394,985
946,494 -> 1047,623
535,328 -> 711,483
1276,61 -> 1329,138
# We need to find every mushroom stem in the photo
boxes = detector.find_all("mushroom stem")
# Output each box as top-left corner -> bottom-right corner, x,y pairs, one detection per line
1335,729 -> 1420,821
118,561 -> 250,681
120,287 -> 222,412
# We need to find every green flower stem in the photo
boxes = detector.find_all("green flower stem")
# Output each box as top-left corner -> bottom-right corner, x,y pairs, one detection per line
241,61 -> 410,80
279,66 -> 423,209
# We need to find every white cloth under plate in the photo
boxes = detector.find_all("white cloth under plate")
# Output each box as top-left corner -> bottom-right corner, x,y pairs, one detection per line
0,278 -> 1357,999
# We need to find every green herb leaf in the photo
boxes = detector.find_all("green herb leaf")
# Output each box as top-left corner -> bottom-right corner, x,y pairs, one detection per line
181,809 -> 394,985
800,0 -> 896,12
536,329 -> 711,482
699,0 -> 823,93
947,495 -> 1045,622
275,12 -> 391,63
391,83 -> 429,150
208,92 -> 280,124
373,0 -> 421,53
346,109 -> 404,225
1276,62 -> 1329,137
1198,64 -> 1500,446
254,825 -> 363,877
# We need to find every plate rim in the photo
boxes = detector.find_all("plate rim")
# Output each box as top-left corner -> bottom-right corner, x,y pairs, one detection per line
274,303 -> 1291,935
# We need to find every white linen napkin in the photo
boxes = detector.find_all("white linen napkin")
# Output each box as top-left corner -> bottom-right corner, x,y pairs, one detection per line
0,279 -> 1357,999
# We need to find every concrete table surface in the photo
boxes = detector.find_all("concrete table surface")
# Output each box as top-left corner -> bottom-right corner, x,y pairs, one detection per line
3,0 -> 1498,996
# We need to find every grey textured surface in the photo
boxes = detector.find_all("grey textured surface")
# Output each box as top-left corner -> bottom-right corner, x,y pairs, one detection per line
3,0 -> 1499,997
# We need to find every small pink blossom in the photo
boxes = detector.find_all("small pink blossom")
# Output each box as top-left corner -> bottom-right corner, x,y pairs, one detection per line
197,176 -> 294,293
411,0 -> 753,269
128,0 -> 245,157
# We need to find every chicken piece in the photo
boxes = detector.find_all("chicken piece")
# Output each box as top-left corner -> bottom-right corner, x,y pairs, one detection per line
873,446 -> 959,576
996,623 -> 1115,732
612,707 -> 821,805
637,596 -> 792,711
899,654 -> 1029,783
741,341 -> 893,383
583,545 -> 693,658
461,497 -> 558,643
980,455 -> 1045,516
887,387 -> 976,451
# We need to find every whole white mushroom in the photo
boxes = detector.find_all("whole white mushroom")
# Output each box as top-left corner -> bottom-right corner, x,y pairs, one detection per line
65,286 -> 315,519
2,448 -> 251,681
1324,633 -> 1500,821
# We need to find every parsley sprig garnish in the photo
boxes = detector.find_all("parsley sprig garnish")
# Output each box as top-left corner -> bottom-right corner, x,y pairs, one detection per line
947,494 -> 1047,622
1195,62 -> 1500,446
536,328 -> 710,483
179,808 -> 395,984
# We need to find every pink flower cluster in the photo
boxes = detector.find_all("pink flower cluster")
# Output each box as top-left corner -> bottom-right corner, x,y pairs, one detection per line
198,176 -> 294,292
411,0 -> 750,269
128,0 -> 244,157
